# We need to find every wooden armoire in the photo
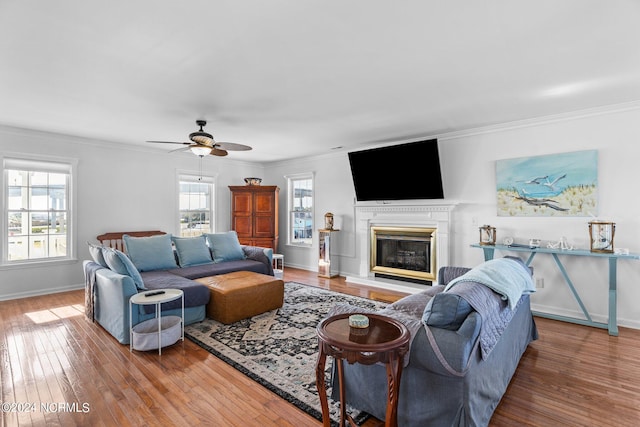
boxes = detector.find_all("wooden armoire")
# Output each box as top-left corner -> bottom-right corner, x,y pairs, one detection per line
229,185 -> 279,251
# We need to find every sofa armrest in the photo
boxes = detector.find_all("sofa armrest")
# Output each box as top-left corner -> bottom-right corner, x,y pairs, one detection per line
261,247 -> 273,265
242,245 -> 274,274
410,312 -> 482,376
94,267 -> 139,344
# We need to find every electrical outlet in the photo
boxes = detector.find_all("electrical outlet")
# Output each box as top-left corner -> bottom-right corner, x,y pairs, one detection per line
536,278 -> 544,289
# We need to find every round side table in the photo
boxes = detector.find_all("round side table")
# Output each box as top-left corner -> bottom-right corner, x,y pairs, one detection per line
129,289 -> 184,355
315,313 -> 410,427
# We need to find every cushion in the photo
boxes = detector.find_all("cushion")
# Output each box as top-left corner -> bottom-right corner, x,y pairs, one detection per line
123,233 -> 177,272
172,236 -> 214,267
102,248 -> 146,290
422,291 -> 473,330
87,242 -> 108,268
205,231 -> 246,263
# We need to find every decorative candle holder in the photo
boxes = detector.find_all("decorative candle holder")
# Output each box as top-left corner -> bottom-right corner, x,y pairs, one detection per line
348,314 -> 369,328
324,212 -> 334,230
479,225 -> 496,246
588,221 -> 615,253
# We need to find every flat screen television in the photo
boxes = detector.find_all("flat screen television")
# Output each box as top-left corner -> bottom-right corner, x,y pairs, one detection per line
348,139 -> 444,201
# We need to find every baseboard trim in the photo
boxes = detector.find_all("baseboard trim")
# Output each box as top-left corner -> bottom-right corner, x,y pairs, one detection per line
0,284 -> 84,301
531,303 -> 640,330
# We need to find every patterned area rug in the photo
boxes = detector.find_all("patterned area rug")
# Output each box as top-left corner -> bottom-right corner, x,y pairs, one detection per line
184,282 -> 387,426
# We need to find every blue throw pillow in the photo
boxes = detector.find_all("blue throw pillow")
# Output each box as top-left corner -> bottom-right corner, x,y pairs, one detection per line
422,292 -> 473,331
87,242 -> 108,268
103,248 -> 146,290
123,233 -> 177,272
172,236 -> 214,267
205,231 -> 246,263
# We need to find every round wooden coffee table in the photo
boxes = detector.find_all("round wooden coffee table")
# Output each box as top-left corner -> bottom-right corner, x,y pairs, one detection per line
315,313 -> 410,427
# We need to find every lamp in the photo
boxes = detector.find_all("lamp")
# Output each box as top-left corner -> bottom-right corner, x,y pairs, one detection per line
190,146 -> 212,156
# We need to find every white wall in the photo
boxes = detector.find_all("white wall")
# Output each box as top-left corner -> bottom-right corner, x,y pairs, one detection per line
265,104 -> 640,329
0,126 -> 263,300
265,153 -> 360,273
3,103 -> 640,329
442,105 -> 640,329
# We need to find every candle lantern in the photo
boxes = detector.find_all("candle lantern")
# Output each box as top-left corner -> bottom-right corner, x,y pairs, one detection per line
479,225 -> 496,246
588,221 -> 615,253
324,212 -> 334,230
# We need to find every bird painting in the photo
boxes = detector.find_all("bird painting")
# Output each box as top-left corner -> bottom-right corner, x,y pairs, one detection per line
496,150 -> 598,217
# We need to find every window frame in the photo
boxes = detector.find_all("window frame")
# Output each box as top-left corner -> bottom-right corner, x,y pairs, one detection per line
285,172 -> 315,247
2,154 -> 77,268
176,171 -> 217,237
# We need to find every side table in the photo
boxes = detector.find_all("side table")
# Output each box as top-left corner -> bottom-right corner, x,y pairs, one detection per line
316,313 -> 410,427
129,289 -> 184,355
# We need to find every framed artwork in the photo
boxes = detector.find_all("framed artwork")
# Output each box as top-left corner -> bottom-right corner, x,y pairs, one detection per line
496,150 -> 598,217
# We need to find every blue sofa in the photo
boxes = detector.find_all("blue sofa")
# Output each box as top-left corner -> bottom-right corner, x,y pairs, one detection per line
83,231 -> 273,344
328,258 -> 538,427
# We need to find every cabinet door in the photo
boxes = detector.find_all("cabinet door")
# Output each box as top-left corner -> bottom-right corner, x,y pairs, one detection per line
233,216 -> 253,237
253,238 -> 275,250
238,237 -> 253,246
232,191 -> 253,237
253,192 -> 275,238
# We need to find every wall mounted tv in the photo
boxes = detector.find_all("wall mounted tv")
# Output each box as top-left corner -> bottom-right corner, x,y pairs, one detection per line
348,139 -> 444,201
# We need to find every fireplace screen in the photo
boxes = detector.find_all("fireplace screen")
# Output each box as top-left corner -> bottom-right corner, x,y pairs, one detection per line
370,226 -> 436,282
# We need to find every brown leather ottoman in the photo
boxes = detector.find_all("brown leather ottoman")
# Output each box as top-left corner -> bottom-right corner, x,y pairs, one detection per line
194,271 -> 284,324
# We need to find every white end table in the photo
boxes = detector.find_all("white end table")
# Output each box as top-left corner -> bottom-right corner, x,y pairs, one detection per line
129,289 -> 184,355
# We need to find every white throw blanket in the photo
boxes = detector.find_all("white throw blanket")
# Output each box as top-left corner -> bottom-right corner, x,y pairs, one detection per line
444,257 -> 535,309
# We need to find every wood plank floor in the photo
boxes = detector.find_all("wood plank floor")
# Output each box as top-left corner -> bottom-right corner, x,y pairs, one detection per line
1,267 -> 639,426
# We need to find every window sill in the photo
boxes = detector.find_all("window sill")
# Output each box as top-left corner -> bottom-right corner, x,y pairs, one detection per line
0,257 -> 79,271
286,243 -> 313,249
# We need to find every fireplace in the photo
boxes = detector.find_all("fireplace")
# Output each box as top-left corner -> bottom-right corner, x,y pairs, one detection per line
371,226 -> 436,283
347,202 -> 455,293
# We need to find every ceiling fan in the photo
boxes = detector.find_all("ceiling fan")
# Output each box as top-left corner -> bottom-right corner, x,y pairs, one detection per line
147,120 -> 252,157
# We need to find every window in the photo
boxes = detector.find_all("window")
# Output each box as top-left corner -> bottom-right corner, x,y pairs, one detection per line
3,157 -> 75,264
178,174 -> 215,237
286,173 -> 314,246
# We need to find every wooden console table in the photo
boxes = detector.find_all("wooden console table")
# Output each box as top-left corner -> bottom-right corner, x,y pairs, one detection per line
471,243 -> 640,336
316,313 -> 410,427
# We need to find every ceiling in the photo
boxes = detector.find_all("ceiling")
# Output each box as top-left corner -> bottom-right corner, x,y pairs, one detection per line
1,1 -> 639,163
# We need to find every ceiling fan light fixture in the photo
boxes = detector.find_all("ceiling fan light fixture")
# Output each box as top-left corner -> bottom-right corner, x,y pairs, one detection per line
189,132 -> 214,145
190,146 -> 212,156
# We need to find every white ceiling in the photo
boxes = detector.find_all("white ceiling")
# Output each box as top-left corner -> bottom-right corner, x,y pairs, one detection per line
1,1 -> 639,163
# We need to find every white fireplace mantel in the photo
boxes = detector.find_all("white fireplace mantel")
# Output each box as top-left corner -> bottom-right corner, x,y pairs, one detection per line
346,202 -> 457,293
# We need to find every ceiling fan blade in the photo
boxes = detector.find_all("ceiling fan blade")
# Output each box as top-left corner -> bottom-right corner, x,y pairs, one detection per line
147,140 -> 191,145
215,142 -> 252,151
210,148 -> 228,157
168,146 -> 192,153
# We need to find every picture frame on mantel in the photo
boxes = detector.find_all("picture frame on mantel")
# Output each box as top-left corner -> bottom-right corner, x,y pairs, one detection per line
496,149 -> 598,217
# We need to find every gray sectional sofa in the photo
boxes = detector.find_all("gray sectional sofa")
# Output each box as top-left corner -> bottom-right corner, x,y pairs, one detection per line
328,257 -> 538,427
83,231 -> 273,344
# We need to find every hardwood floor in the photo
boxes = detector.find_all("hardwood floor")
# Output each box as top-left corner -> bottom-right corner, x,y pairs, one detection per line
1,267 -> 639,426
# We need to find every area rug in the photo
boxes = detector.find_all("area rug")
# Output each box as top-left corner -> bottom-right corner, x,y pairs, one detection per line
184,282 -> 387,426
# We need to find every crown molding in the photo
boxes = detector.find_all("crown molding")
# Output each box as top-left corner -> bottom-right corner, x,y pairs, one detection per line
438,100 -> 640,141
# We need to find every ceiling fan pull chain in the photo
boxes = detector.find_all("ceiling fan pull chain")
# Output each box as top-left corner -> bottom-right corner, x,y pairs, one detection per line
198,155 -> 203,181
